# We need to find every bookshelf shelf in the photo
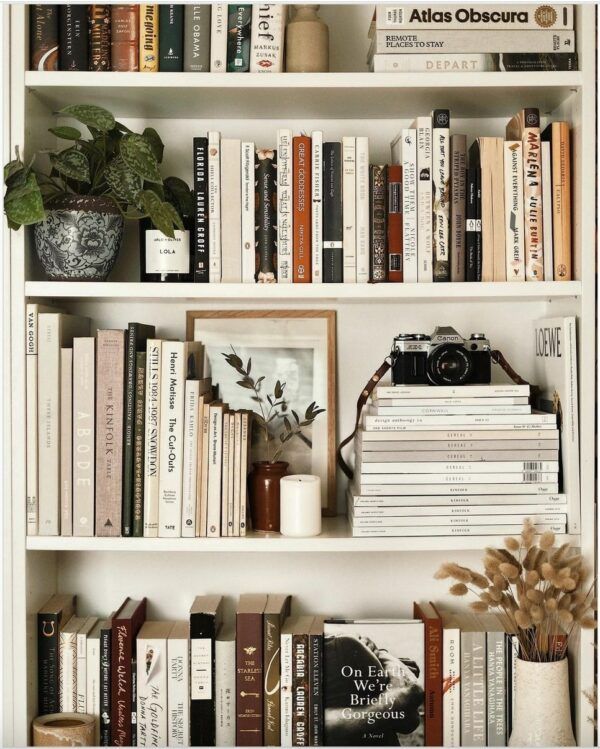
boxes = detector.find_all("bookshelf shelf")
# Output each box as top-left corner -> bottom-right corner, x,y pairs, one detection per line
25,280 -> 582,303
25,71 -> 582,119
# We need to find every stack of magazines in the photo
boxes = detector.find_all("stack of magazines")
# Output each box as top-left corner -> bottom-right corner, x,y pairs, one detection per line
349,382 -> 567,537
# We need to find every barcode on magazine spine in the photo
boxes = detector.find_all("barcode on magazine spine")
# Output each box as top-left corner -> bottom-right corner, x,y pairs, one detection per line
524,472 -> 548,482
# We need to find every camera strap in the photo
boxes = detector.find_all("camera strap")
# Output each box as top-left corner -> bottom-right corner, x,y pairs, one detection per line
336,349 -> 533,481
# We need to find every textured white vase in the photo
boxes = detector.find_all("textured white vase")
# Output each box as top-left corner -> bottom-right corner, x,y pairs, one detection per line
280,474 -> 321,537
509,657 -> 576,747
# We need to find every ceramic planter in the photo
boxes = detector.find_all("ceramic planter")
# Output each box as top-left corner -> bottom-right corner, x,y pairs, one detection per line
248,461 -> 289,533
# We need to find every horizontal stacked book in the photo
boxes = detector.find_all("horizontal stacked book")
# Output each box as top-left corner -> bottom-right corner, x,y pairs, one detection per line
368,4 -> 578,72
349,383 -> 568,538
30,4 -> 286,73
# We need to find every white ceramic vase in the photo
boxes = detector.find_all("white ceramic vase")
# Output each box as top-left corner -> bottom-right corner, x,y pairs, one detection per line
280,474 -> 321,537
509,657 -> 576,747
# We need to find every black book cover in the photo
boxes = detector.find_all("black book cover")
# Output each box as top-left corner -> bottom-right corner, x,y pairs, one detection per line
30,5 -> 59,71
495,52 -> 578,72
226,5 -> 252,72
123,323 -> 155,537
193,137 -> 210,282
474,167 -> 482,282
190,595 -> 224,745
131,656 -> 137,747
100,618 -> 113,746
159,4 -> 184,71
37,595 -> 75,715
88,5 -> 111,71
369,165 -> 388,282
255,148 -> 278,282
132,352 -> 146,537
309,618 -> 324,747
322,142 -> 343,283
465,161 -> 478,282
59,5 -> 88,71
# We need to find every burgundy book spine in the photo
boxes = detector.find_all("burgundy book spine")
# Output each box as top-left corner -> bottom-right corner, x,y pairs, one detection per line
236,609 -> 264,745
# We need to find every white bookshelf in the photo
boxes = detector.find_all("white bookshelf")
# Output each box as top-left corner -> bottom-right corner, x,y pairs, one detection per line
4,4 -> 597,747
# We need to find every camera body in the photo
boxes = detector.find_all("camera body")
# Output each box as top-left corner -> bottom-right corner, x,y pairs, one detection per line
391,326 -> 492,386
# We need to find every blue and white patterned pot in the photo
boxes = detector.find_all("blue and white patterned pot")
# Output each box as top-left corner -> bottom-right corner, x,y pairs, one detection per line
33,195 -> 124,281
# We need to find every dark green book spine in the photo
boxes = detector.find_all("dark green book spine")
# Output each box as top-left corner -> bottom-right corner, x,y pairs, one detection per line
132,353 -> 146,537
226,5 -> 251,72
159,4 -> 184,71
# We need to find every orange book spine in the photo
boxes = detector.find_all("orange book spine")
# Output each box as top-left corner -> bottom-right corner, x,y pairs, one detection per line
553,122 -> 571,280
293,136 -> 312,282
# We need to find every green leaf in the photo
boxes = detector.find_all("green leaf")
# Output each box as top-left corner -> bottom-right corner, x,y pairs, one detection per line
5,172 -> 45,226
4,158 -> 24,184
274,381 -> 284,399
104,158 -> 142,205
164,176 -> 193,217
120,134 -> 162,183
161,201 -> 184,231
138,190 -> 175,237
49,148 -> 90,182
58,104 -> 115,133
48,126 -> 82,141
142,127 -> 164,163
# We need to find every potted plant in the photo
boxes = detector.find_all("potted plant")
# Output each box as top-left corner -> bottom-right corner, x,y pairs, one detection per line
435,520 -> 597,747
222,348 -> 325,533
3,103 -> 191,281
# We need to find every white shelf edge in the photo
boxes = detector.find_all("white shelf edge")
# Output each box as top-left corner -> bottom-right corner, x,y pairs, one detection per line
25,280 -> 582,302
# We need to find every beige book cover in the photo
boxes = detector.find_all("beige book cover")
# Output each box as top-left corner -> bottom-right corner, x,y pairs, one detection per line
73,338 -> 96,536
60,348 -> 73,536
220,138 -> 242,282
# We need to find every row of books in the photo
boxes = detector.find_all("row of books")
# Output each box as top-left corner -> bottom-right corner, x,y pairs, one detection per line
27,307 -> 251,538
368,3 -> 578,72
38,592 -> 533,747
191,108 -> 571,285
30,4 -> 286,73
349,316 -> 580,535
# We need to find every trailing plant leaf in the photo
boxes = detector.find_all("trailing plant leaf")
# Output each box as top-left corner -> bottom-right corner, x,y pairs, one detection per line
58,104 -> 115,132
120,133 -> 162,183
142,127 -> 164,163
49,148 -> 90,183
138,189 -> 177,237
104,158 -> 142,205
4,172 -> 45,226
164,176 -> 194,218
161,200 -> 184,231
48,126 -> 82,141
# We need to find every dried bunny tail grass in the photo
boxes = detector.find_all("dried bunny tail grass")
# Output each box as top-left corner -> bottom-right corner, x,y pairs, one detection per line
525,570 -> 540,586
558,594 -> 573,610
523,546 -> 541,571
479,591 -> 494,605
515,609 -> 533,629
539,530 -> 556,550
521,519 -> 536,549
551,543 -> 572,565
493,574 -> 509,591
557,609 -> 574,626
435,562 -> 472,583
470,572 -> 489,589
498,562 -> 520,581
545,598 -> 558,612
526,589 -> 544,604
487,586 -> 504,603
541,562 -> 557,581
560,578 -> 577,592
504,536 -> 520,552
580,617 -> 597,629
557,566 -> 572,579
469,601 -> 490,614
449,583 -> 469,596
529,604 -> 544,623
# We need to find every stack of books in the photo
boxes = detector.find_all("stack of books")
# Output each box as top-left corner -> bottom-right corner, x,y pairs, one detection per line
349,382 -> 567,537
368,3 -> 577,72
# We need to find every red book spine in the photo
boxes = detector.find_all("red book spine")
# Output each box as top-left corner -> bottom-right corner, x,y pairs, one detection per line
387,164 -> 403,282
293,136 -> 312,282
236,611 -> 264,745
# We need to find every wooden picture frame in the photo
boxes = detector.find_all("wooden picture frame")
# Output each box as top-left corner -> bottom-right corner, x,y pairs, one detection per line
186,309 -> 337,515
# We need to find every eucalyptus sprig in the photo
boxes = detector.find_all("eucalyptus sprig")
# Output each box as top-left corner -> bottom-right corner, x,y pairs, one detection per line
223,347 -> 326,464
3,103 -> 192,236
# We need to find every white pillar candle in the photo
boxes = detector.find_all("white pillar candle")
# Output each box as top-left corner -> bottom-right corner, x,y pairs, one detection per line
280,474 -> 322,537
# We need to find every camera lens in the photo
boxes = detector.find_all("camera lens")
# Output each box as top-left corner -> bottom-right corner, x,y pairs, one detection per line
426,344 -> 472,385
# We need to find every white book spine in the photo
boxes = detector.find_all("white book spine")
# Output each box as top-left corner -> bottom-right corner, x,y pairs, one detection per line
220,138 -> 242,283
280,630 -> 293,746
355,136 -> 370,283
371,29 -> 575,53
249,3 -> 285,72
372,53 -> 492,72
241,141 -> 256,283
220,412 -> 230,536
86,636 -> 100,732
158,342 -> 186,537
354,482 -> 559,497
210,4 -> 227,72
443,626 -> 461,747
144,340 -> 161,537
351,522 -> 564,537
277,128 -> 294,283
227,414 -> 235,536
239,412 -> 249,536
413,117 -> 433,282
168,636 -> 190,746
358,472 -> 557,485
358,460 -> 557,475
351,494 -> 566,508
198,403 -> 212,537
352,502 -> 566,517
60,348 -> 73,536
59,631 -> 77,712
215,638 -> 236,747
504,141 -> 526,280
181,380 -> 200,538
541,141 -> 554,281
350,513 -> 565,528
432,113 -> 451,280
137,636 -> 169,747
375,384 -> 530,399
37,314 -> 60,536
342,136 -> 357,283
206,406 -> 224,537
72,338 -> 95,537
401,129 -> 418,282
311,130 -> 323,283
363,413 -> 555,428
373,396 -> 529,406
370,404 -> 531,416
232,412 -> 242,536
26,304 -> 40,535
76,623 -> 93,713
208,130 -> 222,283
563,317 -> 580,532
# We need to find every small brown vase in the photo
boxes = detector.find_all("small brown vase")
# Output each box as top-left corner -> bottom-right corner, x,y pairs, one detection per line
248,461 -> 289,533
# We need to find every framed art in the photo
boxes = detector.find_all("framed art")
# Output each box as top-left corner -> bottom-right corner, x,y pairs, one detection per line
186,310 -> 337,515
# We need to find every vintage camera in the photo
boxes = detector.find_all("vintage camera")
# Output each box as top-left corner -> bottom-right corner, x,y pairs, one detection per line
391,326 -> 492,386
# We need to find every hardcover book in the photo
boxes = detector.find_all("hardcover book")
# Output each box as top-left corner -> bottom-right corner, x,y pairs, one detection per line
431,606 -> 460,748
495,52 -> 578,71
373,5 -> 573,30
541,141 -> 554,281
401,129 -> 418,282
264,594 -> 292,746
190,595 -> 224,745
277,129 -> 294,282
255,148 -> 278,282
342,136 -> 357,283
159,4 -> 184,71
236,594 -> 268,746
143,340 -> 161,536
369,165 -> 387,282
207,401 -> 227,537
413,603 -> 442,747
72,337 -> 95,536
227,4 -> 252,72
38,594 -> 75,715
87,620 -> 104,742
137,621 -> 173,747
60,348 -> 73,536
30,5 -> 59,70
292,616 -> 314,747
59,5 -> 88,70
216,625 -> 237,746
88,5 -> 111,71
210,4 -> 228,71
386,164 -> 403,282
220,138 -> 243,283
193,137 -> 210,282
355,137 -> 370,283
111,4 -> 139,71
323,141 -> 343,283
59,616 -> 85,712
371,53 -> 491,72
242,141 -> 257,282
100,615 -> 115,745
139,4 -> 159,72
250,4 -> 286,72
450,134 -> 467,281
182,380 -> 200,537
293,135 -> 312,282
323,619 -> 425,746
504,141 -> 526,280
541,121 -> 571,280
133,353 -> 146,536
309,617 -> 325,747
465,158 -> 482,281
208,130 -> 222,282
76,616 -> 98,715
431,110 -> 450,282
369,29 -> 575,54
184,5 -> 211,71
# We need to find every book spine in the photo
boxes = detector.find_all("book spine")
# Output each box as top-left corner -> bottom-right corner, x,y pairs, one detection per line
216,638 -> 236,746
210,4 -> 228,71
263,613 -> 282,746
87,636 -> 101,739
208,131 -> 222,283
401,129 -> 418,282
60,348 -> 73,536
73,338 -> 95,537
504,141 -> 526,280
520,109 -> 545,280
309,631 -> 323,746
387,164 -> 403,282
442,627 -> 460,747
372,29 -> 575,53
309,131 -> 324,283
168,638 -> 190,746
551,123 -> 571,280
239,412 -> 249,536
355,137 -> 370,283
59,5 -> 88,71
30,5 -> 59,70
184,5 -> 211,71
197,402 -> 212,536
227,414 -> 235,535
432,109 -> 451,281
369,165 -> 387,281
293,136 -> 312,282
255,149 -> 278,282
425,617 -> 443,746
143,340 -> 161,537
221,139 -> 243,283
487,632 -> 506,747
277,129 -> 294,283
182,380 -> 200,537
131,353 -> 145,537
236,612 -> 264,746
111,622 -> 133,746
76,628 -> 88,713
232,412 -> 242,536
193,137 -> 210,282
220,413 -> 231,536
342,136 -> 357,283
292,632 -> 309,747
159,4 -> 184,71
100,624 -> 111,746
89,5 -> 111,71
250,4 -> 285,72
131,657 -> 137,747
450,134 -> 467,281
137,635 -> 168,746
541,140 -> 554,282
466,161 -> 479,282
414,118 -> 433,282
497,52 -> 578,71
471,632 -> 487,746
38,315 -> 60,536
206,406 -> 224,537
95,330 -> 125,537
123,325 -> 138,536
59,630 -> 78,712
26,305 -> 39,535
460,631 -> 473,746
38,612 -> 60,714
280,630 -> 293,747
227,4 -> 252,71
322,142 -> 343,283
371,53 -> 492,72
139,4 -> 159,72
241,141 -> 256,283
111,4 -> 139,72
